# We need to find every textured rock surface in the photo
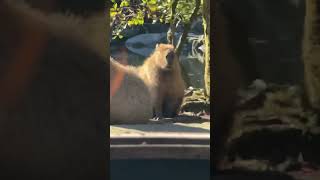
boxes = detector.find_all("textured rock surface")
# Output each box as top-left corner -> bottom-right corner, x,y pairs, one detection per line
221,80 -> 320,179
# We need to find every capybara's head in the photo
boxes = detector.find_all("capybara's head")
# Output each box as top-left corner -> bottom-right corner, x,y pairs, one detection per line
153,43 -> 178,70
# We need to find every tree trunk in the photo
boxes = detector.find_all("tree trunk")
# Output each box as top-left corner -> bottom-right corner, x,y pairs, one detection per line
302,0 -> 320,110
202,0 -> 210,97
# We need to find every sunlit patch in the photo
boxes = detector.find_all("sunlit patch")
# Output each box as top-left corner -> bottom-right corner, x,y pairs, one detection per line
110,47 -> 128,97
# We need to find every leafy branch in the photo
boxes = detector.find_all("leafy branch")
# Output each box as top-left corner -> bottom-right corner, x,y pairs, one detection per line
167,0 -> 179,44
173,0 -> 201,56
110,0 -> 164,39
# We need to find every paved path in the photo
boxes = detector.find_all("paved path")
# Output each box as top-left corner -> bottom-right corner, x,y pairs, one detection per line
110,122 -> 210,136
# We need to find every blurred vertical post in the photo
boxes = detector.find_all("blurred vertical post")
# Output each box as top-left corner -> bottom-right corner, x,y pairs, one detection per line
106,1 -> 110,59
212,1 -> 246,169
202,0 -> 210,97
302,0 -> 320,110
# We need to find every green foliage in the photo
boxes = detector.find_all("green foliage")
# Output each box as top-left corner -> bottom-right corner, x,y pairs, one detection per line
175,0 -> 202,23
110,0 -> 202,39
110,0 -> 158,39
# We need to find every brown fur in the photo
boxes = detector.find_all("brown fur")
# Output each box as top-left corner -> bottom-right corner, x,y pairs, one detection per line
24,0 -> 153,125
109,43 -> 186,123
20,0 -> 154,125
110,57 -> 153,124
0,1 -> 107,179
136,44 -> 186,118
9,0 -> 107,58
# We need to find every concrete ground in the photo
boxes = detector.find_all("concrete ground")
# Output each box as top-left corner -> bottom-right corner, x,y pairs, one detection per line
110,121 -> 210,136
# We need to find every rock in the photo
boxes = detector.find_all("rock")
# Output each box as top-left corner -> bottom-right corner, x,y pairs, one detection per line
125,33 -> 167,57
303,128 -> 320,164
214,169 -> 295,180
225,80 -> 319,170
228,127 -> 304,164
180,88 -> 210,114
